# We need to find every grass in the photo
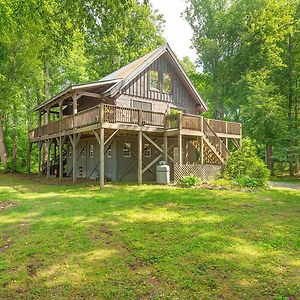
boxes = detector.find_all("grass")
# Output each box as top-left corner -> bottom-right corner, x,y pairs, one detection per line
0,174 -> 299,299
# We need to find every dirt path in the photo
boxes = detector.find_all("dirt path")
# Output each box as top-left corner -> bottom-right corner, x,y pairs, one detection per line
270,181 -> 300,190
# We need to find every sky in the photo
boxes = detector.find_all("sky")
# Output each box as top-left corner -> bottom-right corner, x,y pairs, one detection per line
149,0 -> 197,63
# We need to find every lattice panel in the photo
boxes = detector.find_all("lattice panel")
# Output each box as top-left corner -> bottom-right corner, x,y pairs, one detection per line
174,163 -> 223,183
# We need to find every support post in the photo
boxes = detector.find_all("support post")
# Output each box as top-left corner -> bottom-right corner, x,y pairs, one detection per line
178,112 -> 183,165
200,136 -> 204,164
38,141 -> 42,177
46,139 -> 51,179
178,133 -> 183,166
59,136 -> 63,182
163,134 -> 168,163
99,128 -> 105,189
72,134 -> 77,184
99,103 -> 105,189
138,130 -> 143,184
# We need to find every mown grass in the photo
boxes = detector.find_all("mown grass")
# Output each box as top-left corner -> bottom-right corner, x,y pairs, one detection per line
0,174 -> 299,299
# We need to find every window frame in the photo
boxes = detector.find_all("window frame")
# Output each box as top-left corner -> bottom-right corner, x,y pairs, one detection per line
162,72 -> 172,94
89,144 -> 94,158
107,145 -> 112,158
123,142 -> 131,158
149,69 -> 160,91
144,143 -> 152,158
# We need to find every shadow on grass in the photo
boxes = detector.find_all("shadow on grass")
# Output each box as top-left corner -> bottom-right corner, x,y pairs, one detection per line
0,173 -> 299,299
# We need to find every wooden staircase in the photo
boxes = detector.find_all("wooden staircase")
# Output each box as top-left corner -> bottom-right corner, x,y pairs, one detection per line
191,119 -> 230,165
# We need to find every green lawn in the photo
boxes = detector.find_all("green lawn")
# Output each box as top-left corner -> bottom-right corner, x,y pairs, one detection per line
0,174 -> 299,299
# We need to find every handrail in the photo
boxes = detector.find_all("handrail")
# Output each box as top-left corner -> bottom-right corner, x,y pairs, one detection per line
203,118 -> 230,160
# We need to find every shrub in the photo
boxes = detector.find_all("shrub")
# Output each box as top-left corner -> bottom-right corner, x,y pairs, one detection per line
234,176 -> 261,188
178,175 -> 201,188
223,137 -> 270,187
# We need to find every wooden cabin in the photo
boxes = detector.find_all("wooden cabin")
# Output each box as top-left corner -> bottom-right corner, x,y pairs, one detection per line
28,44 -> 242,188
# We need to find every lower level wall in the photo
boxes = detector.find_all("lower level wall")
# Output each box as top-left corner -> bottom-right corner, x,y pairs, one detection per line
66,136 -> 180,182
66,135 -> 218,182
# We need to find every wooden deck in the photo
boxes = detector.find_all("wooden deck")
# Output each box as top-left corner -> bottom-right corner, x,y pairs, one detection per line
29,104 -> 242,142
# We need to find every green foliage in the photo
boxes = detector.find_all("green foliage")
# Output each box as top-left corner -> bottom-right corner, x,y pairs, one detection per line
178,175 -> 201,187
185,0 -> 300,174
235,176 -> 262,188
168,108 -> 181,116
0,0 -> 164,172
224,138 -> 270,187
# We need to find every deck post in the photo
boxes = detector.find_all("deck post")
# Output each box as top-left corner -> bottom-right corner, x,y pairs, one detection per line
200,137 -> 204,164
138,130 -> 143,184
163,134 -> 168,163
99,104 -> 105,189
178,112 -> 183,166
59,136 -> 63,182
38,141 -> 42,177
99,128 -> 105,189
72,134 -> 77,183
46,139 -> 51,179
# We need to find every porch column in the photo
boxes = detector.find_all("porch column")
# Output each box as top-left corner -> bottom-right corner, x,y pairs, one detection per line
178,133 -> 183,166
46,139 -> 51,178
178,112 -> 183,166
163,134 -> 168,163
59,136 -> 63,182
99,128 -> 105,189
138,130 -> 143,184
38,141 -> 42,177
200,136 -> 204,164
72,134 -> 77,183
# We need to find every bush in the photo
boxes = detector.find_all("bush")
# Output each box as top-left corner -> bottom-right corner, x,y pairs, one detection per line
223,138 -> 270,188
178,175 -> 201,188
234,176 -> 261,188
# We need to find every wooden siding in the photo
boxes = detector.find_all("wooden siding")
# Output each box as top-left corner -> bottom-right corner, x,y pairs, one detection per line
119,53 -> 198,114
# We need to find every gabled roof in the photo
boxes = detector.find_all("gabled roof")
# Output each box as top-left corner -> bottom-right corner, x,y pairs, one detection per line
34,43 -> 207,111
101,43 -> 208,110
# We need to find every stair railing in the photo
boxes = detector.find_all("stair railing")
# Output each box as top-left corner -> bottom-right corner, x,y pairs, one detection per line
203,118 -> 230,161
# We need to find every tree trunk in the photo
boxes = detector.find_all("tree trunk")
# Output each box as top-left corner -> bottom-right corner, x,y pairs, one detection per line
265,144 -> 274,176
12,105 -> 17,172
26,91 -> 32,173
287,34 -> 294,176
43,61 -> 50,166
0,115 -> 8,169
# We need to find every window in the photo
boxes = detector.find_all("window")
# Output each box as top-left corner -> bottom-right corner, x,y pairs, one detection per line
69,147 -> 72,158
123,143 -> 131,157
132,100 -> 152,111
132,100 -> 142,110
144,144 -> 151,158
143,102 -> 152,112
107,145 -> 112,158
163,73 -> 171,93
89,145 -> 94,158
82,148 -> 85,158
149,69 -> 159,90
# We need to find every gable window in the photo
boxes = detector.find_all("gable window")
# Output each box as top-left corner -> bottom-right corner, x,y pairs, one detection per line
107,145 -> 112,158
132,100 -> 152,111
144,144 -> 151,158
123,143 -> 131,157
149,70 -> 159,91
89,145 -> 94,158
163,73 -> 171,94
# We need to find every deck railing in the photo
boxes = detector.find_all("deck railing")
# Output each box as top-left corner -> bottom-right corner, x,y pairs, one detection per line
29,104 -> 242,140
